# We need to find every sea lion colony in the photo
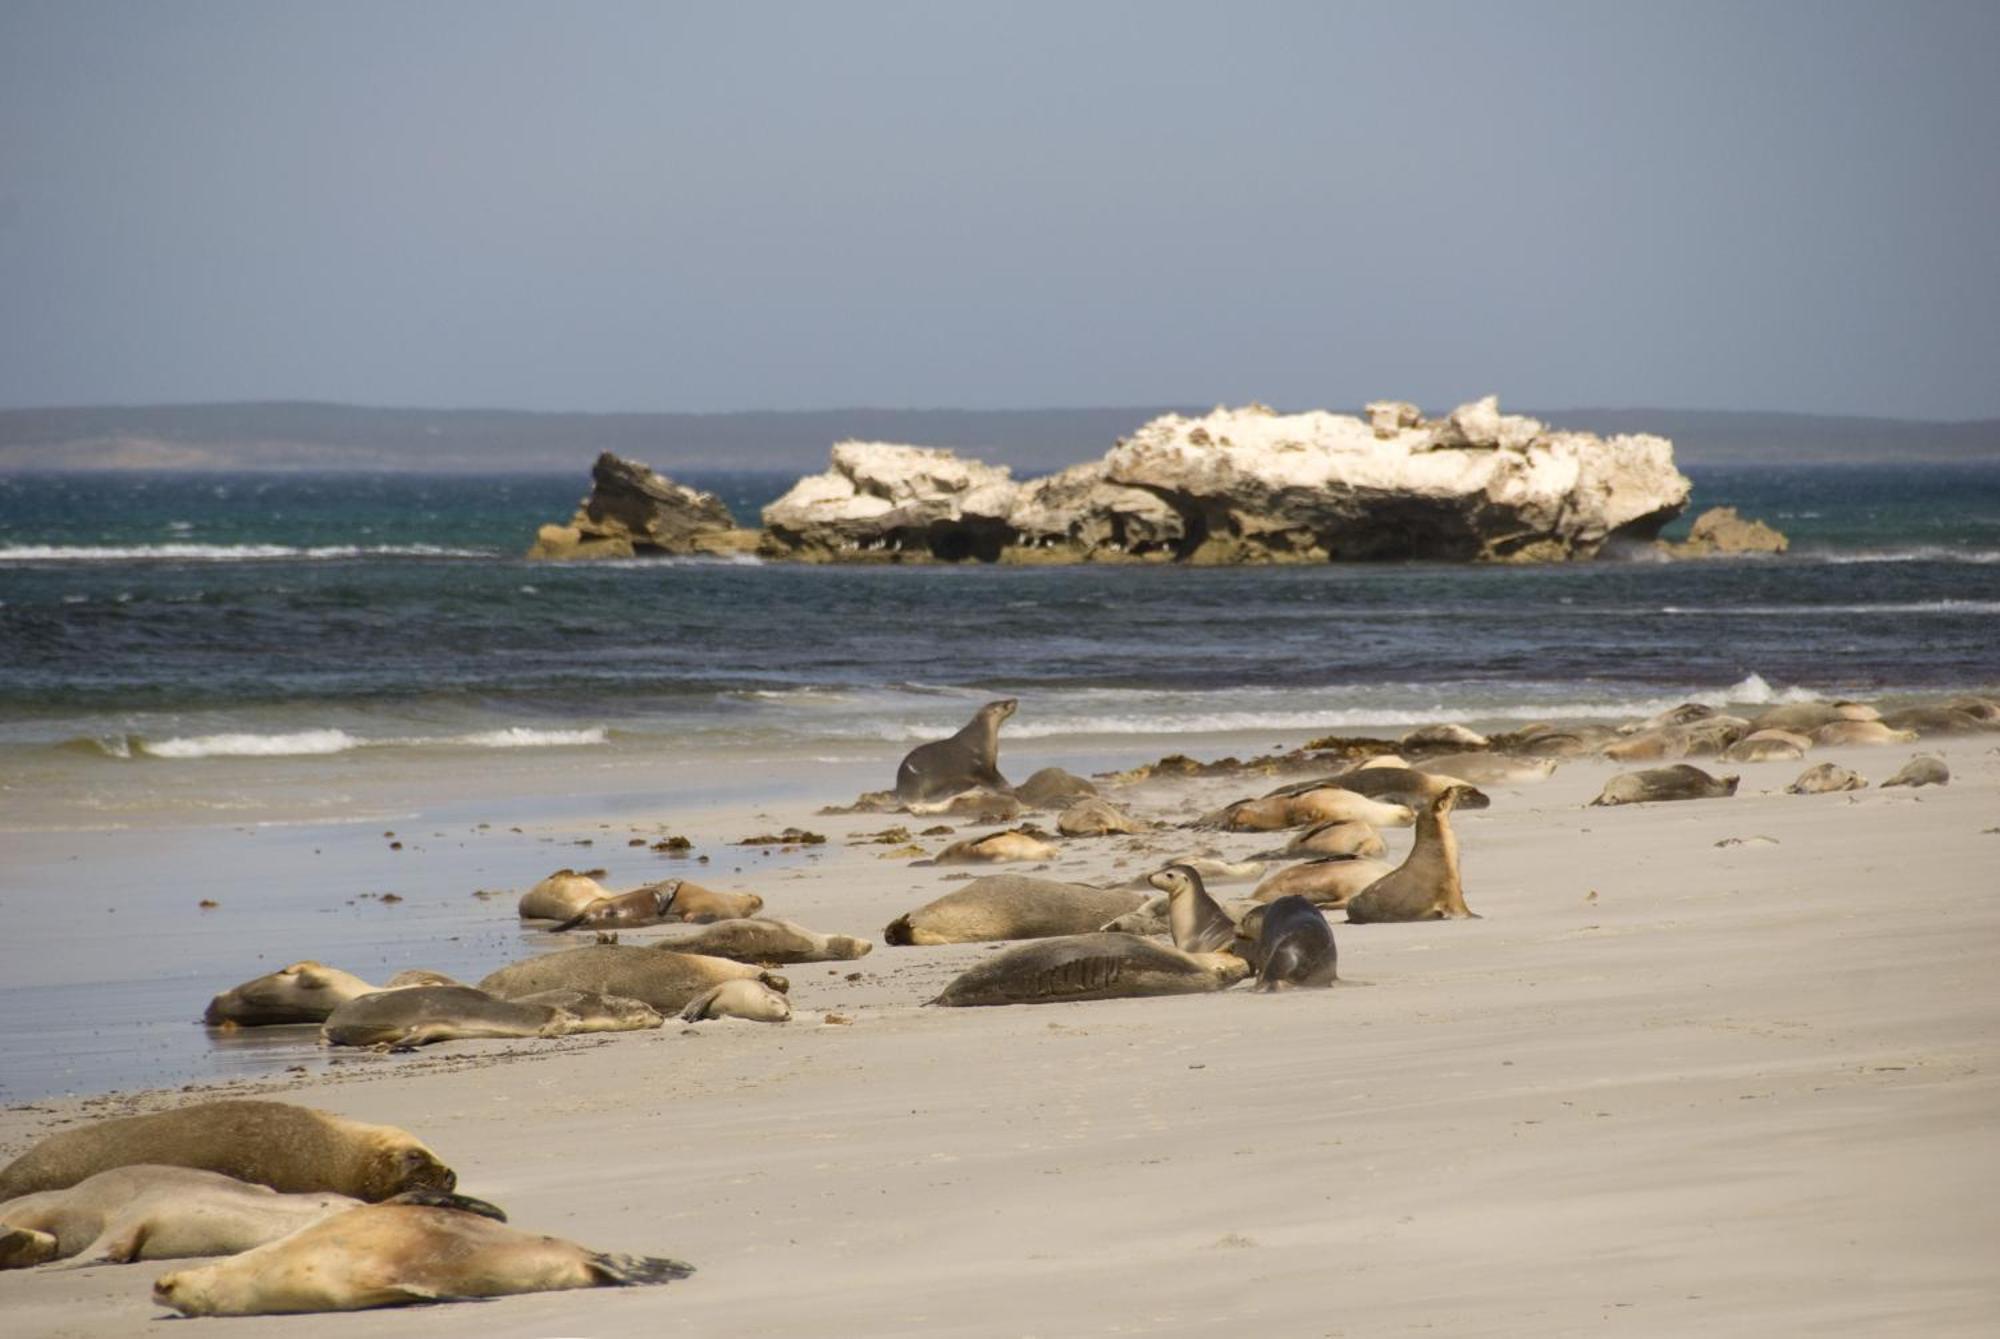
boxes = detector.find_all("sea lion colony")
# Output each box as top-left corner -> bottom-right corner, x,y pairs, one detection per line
4,693 -> 1993,1315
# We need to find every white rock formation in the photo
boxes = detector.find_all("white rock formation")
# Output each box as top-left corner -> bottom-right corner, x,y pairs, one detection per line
760,443 -> 1019,560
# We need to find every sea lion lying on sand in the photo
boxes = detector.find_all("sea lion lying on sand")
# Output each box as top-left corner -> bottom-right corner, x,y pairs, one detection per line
931,934 -> 1249,1007
1589,765 -> 1740,807
886,876 -> 1145,946
1786,762 -> 1868,794
319,986 -> 660,1049
652,917 -> 872,964
1251,819 -> 1385,862
933,827 -> 1061,864
1881,754 -> 1949,788
1202,787 -> 1412,832
203,963 -> 453,1027
1720,729 -> 1811,763
477,945 -> 786,1014
1252,856 -> 1396,908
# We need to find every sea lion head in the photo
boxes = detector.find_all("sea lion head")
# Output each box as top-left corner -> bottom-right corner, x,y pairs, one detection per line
1440,784 -> 1490,811
1147,864 -> 1201,898
153,1266 -> 221,1317
984,699 -> 1018,723
359,1137 -> 456,1201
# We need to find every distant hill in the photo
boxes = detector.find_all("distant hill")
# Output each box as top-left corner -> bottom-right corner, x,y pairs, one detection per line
0,401 -> 1992,473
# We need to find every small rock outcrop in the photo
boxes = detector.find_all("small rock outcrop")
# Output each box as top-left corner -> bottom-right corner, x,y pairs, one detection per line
759,443 -> 1018,561
1657,506 -> 1789,558
528,453 -> 755,560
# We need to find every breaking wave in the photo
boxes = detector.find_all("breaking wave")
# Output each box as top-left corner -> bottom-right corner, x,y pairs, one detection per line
0,543 -> 491,563
81,726 -> 609,760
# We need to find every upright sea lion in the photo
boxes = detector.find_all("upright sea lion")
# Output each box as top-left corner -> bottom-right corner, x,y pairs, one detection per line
1014,766 -> 1099,809
1881,754 -> 1950,788
885,876 -> 1145,946
1056,798 -> 1145,836
932,933 -> 1249,1007
1588,764 -> 1740,807
651,917 -> 872,964
895,699 -> 1017,805
1252,856 -> 1395,908
1786,761 -> 1868,794
934,827 -> 1060,864
0,1101 -> 454,1203
477,945 -> 786,1014
151,1203 -> 693,1316
678,979 -> 793,1023
1345,786 -> 1478,923
1145,864 -> 1240,954
1412,752 -> 1557,786
1813,720 -> 1918,747
1252,819 -> 1386,862
1245,895 -> 1339,990
1720,729 -> 1811,763
204,962 -> 406,1027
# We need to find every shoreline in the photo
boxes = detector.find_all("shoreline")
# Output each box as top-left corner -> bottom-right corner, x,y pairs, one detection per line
2,712 -> 1997,1333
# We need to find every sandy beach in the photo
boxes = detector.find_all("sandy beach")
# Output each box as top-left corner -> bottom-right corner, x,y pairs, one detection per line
2,722 -> 1996,1337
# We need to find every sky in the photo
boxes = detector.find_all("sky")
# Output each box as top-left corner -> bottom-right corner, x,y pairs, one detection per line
1,1 -> 1996,419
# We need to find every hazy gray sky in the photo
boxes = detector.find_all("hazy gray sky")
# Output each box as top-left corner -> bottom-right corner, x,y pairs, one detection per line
2,1 -> 1995,417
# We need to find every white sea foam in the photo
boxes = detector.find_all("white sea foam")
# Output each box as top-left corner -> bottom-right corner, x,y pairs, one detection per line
124,725 -> 609,760
1814,547 -> 2000,565
1661,600 -> 2000,615
142,729 -> 361,758
452,727 -> 608,748
0,543 -> 490,562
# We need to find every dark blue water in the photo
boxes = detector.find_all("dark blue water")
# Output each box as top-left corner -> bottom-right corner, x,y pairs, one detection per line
1,464 -> 1996,758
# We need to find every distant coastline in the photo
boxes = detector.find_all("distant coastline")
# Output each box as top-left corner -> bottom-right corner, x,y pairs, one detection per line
1,401 -> 1995,473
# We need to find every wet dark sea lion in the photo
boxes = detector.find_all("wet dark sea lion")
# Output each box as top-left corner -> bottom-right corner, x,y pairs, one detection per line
1246,895 -> 1339,990
895,699 -> 1017,804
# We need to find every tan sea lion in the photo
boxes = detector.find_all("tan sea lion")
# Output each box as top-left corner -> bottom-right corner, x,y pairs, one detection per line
1345,786 -> 1478,923
1056,797 -> 1145,836
549,878 -> 764,930
1145,864 -> 1241,954
934,827 -> 1061,863
0,1101 -> 454,1203
1098,893 -> 1258,937
151,1203 -> 693,1315
1205,787 -> 1412,832
1881,754 -> 1950,788
932,933 -> 1249,1007
1786,761 -> 1868,794
1252,819 -> 1386,862
1014,766 -> 1099,809
895,699 -> 1017,804
651,917 -> 871,964
1121,856 -> 1267,889
885,876 -> 1145,946
0,1167 -> 496,1270
1412,752 -> 1557,786
1602,728 -> 1692,762
1629,702 -> 1718,732
1320,763 -> 1489,808
1879,705 -> 1990,736
1251,856 -> 1395,908
1942,694 -> 2000,724
318,986 -> 661,1049
1502,722 -> 1619,757
678,979 -> 793,1023
1400,722 -> 1489,749
204,962 -> 407,1027
1720,729 -> 1811,763
1589,764 -> 1740,807
516,868 -> 615,920
477,945 -> 785,1013
1813,720 -> 1918,747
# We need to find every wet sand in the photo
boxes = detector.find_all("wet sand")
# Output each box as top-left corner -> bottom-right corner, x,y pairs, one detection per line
2,731 -> 1997,1335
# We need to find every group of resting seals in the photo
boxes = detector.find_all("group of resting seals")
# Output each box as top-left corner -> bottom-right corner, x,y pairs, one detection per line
0,1100 -> 692,1314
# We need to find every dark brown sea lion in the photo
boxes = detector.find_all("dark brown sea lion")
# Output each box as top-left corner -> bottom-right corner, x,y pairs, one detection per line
1244,895 -> 1339,990
895,699 -> 1017,805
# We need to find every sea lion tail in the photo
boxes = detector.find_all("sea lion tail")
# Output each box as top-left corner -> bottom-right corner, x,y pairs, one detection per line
587,1252 -> 696,1287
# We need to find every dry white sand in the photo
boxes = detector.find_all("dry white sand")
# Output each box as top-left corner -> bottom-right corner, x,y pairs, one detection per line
3,734 -> 1997,1336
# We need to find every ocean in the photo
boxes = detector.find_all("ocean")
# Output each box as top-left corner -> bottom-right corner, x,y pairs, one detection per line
1,463 -> 1996,773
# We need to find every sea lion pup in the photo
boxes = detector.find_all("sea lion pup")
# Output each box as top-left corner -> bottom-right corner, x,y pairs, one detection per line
931,933 -> 1250,1007
1146,864 -> 1241,954
1785,762 -> 1867,794
1412,752 -> 1557,786
1056,797 -> 1146,836
1400,722 -> 1488,750
934,826 -> 1061,864
1014,766 -> 1099,810
1099,893 -> 1259,937
477,945 -> 786,1014
1720,728 -> 1812,763
652,917 -> 872,964
1881,754 -> 1950,788
1588,764 -> 1740,807
678,979 -> 793,1023
1345,786 -> 1478,923
203,962 -> 407,1027
885,875 -> 1146,946
0,1166 -> 496,1269
1813,719 -> 1918,747
151,1203 -> 694,1316
1203,787 -> 1413,833
1244,895 -> 1339,991
0,1101 -> 454,1203
1252,818 -> 1386,862
1252,856 -> 1395,908
894,698 -> 1017,805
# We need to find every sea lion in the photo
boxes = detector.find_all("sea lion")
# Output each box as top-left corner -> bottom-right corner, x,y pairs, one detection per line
934,827 -> 1061,864
516,868 -> 616,921
321,987 -> 572,1049
1602,728 -> 1692,762
1121,856 -> 1267,889
0,1167 -> 496,1270
1014,766 -> 1099,809
1252,818 -> 1386,862
1098,893 -> 1258,937
1588,764 -> 1740,807
1881,754 -> 1950,788
1629,702 -> 1718,732
1879,706 -> 1990,736
1056,797 -> 1145,836
678,979 -> 793,1023
151,1203 -> 693,1316
1145,865 -> 1241,954
1205,787 -> 1412,832
1942,694 -> 2000,724
1412,752 -> 1557,786
931,933 -> 1249,1007
548,879 -> 764,930
651,917 -> 872,964
1251,856 -> 1395,907
895,699 -> 1017,805
1244,895 -> 1339,990
1400,722 -> 1489,750
885,876 -> 1146,946
1720,729 -> 1811,763
0,1101 -> 454,1203
1786,762 -> 1868,794
477,945 -> 786,1014
204,962 -> 407,1027
1290,764 -> 1488,809
1502,722 -> 1619,757
1345,786 -> 1478,923
1813,720 -> 1918,748
1750,701 -> 1874,734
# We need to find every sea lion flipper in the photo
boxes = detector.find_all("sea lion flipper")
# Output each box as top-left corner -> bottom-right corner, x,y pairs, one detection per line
384,1190 -> 508,1222
678,986 -> 724,1023
587,1252 -> 696,1286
